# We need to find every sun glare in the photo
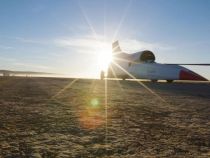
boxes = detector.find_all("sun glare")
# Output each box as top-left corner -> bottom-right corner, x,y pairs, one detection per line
97,45 -> 113,73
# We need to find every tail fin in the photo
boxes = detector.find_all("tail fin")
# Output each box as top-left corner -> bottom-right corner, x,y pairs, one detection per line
112,41 -> 122,54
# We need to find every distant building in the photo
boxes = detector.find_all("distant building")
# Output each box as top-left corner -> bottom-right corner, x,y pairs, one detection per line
2,72 -> 10,77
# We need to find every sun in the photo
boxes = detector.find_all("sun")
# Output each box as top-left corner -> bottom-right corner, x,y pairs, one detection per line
97,45 -> 113,72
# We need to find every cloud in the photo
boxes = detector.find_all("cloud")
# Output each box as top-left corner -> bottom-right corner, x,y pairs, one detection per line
13,62 -> 50,70
0,36 -> 43,44
0,45 -> 13,50
0,57 -> 16,62
54,35 -> 110,54
10,34 -> 173,55
15,37 -> 47,44
54,34 -> 173,54
120,39 -> 174,53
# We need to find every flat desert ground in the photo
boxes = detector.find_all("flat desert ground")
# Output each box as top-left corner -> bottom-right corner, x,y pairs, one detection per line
0,77 -> 210,158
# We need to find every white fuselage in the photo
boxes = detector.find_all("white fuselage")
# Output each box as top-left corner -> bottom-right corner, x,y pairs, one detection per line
108,60 -> 207,81
109,61 -> 182,80
108,41 -> 207,81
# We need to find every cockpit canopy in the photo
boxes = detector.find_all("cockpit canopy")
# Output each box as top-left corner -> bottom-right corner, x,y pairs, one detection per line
139,50 -> 155,62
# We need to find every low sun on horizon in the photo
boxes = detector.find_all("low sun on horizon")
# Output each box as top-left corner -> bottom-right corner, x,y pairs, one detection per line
96,43 -> 113,74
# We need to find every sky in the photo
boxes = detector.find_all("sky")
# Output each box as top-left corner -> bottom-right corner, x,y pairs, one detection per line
0,0 -> 210,79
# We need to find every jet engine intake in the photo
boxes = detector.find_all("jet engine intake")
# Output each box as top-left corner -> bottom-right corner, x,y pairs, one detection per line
130,50 -> 156,63
139,50 -> 155,62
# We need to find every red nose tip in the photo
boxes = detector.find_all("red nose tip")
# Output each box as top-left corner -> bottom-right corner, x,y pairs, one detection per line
179,70 -> 208,81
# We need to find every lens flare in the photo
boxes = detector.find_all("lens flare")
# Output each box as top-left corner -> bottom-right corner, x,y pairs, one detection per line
90,98 -> 99,108
79,98 -> 105,129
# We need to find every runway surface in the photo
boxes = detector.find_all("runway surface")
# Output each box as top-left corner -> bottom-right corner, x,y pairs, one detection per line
0,77 -> 210,157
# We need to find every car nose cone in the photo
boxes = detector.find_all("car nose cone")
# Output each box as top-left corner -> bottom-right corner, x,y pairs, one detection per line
179,70 -> 208,81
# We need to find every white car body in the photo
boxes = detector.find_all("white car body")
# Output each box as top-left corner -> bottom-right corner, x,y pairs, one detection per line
103,41 -> 208,82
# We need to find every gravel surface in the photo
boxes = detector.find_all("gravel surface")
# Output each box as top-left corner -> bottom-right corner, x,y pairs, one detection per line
0,77 -> 210,157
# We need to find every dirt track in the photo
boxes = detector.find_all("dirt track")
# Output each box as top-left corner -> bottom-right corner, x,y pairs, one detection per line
0,77 -> 210,157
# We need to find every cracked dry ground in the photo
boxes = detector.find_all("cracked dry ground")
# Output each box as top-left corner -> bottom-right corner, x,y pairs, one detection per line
0,77 -> 210,157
